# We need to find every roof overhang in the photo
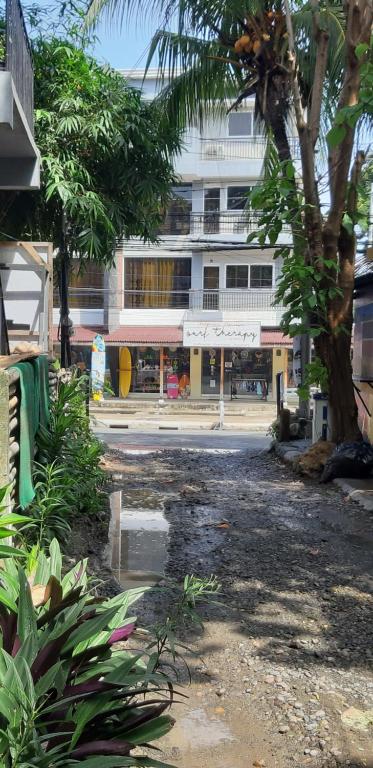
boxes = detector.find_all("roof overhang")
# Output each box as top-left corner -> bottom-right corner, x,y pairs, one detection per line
0,71 -> 40,189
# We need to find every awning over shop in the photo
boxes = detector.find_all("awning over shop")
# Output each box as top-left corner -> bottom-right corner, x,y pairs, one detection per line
52,325 -> 183,346
52,325 -> 292,348
261,330 -> 292,347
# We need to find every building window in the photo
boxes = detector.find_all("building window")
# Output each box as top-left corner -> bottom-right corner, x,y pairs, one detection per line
227,186 -> 252,210
226,265 -> 249,289
124,258 -> 191,308
204,188 -> 220,212
53,262 -> 105,309
228,112 -> 261,137
158,185 -> 192,236
203,188 -> 220,234
250,265 -> 273,288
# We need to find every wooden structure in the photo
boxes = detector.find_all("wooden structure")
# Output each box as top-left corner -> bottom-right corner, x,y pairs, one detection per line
0,352 -> 57,510
0,241 -> 53,355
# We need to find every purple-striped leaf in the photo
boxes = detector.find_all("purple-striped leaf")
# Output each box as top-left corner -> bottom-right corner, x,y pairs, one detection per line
108,623 -> 135,645
70,740 -> 132,757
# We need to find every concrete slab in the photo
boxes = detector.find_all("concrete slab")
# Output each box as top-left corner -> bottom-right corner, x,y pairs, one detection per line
333,477 -> 373,512
274,440 -> 373,513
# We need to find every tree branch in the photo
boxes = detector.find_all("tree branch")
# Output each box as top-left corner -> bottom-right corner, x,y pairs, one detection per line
309,1 -> 330,146
283,0 -> 306,131
327,0 -> 373,236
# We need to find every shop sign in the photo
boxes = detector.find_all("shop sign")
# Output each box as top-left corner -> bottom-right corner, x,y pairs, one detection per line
183,322 -> 260,348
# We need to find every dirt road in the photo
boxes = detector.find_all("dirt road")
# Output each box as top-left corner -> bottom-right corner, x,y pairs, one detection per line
104,443 -> 373,768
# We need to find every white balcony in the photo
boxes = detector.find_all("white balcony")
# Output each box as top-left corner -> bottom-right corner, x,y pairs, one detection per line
188,289 -> 281,312
200,137 -> 299,162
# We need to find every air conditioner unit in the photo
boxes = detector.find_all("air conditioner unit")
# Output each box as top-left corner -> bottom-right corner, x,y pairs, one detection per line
204,144 -> 224,160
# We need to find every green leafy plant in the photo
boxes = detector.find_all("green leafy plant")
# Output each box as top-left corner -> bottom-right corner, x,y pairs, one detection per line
0,485 -> 30,560
267,420 -> 280,440
36,373 -> 106,523
149,575 -> 221,662
298,358 -> 329,402
20,462 -> 74,550
0,17 -> 5,64
0,540 -> 175,767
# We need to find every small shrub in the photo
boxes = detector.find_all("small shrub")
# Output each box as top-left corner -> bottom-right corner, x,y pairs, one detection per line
20,462 -> 74,549
27,373 -> 106,547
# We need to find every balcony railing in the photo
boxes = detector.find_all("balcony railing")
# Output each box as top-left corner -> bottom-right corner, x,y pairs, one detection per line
0,0 -> 33,131
58,288 -> 284,312
158,210 -> 292,237
200,137 -> 300,161
189,289 -> 283,312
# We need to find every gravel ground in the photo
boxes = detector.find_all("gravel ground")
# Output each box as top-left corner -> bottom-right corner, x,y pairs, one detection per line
69,444 -> 373,768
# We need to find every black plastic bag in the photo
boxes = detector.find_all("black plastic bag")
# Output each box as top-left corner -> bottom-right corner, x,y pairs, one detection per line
321,441 -> 373,482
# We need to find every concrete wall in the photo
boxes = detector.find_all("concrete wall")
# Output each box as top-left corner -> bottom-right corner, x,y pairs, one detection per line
0,242 -> 52,351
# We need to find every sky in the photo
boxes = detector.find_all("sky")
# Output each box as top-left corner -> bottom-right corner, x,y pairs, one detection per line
91,16 -> 158,71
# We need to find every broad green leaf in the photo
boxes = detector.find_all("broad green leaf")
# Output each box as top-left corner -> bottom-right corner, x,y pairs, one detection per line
49,539 -> 62,580
16,569 -> 38,668
327,124 -> 346,148
0,544 -> 27,558
126,715 -> 174,744
355,42 -> 369,58
62,607 -> 118,654
0,513 -> 31,526
0,587 -> 17,613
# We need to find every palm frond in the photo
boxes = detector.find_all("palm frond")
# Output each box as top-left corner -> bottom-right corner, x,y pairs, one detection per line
147,30 -> 243,129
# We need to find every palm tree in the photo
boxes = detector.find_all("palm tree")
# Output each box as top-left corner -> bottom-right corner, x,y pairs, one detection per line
87,0 -> 341,164
87,0 -> 372,443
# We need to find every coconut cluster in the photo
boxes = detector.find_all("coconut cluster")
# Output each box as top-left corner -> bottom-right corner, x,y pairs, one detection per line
233,11 -> 286,57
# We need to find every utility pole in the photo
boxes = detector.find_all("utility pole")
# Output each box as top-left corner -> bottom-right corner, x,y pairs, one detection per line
59,214 -> 72,369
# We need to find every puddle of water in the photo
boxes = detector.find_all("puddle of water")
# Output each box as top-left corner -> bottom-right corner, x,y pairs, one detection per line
175,707 -> 235,749
109,489 -> 170,590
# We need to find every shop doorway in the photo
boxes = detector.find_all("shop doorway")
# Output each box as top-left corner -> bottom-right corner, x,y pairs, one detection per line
229,349 -> 272,400
201,348 -> 272,399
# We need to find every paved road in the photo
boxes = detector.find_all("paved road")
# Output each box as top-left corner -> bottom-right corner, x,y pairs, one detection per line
94,426 -> 271,452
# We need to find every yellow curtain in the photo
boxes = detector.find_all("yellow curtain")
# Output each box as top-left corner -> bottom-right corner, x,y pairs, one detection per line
143,260 -> 153,308
158,259 -> 174,307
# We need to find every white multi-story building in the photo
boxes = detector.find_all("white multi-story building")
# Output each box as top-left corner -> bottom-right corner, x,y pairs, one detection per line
53,70 -> 295,401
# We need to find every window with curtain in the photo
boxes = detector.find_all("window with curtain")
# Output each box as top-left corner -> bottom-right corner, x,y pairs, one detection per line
226,265 -> 249,289
53,262 -> 105,309
124,258 -> 191,308
250,265 -> 273,288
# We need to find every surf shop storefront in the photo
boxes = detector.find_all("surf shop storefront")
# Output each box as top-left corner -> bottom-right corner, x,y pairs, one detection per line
184,320 -> 272,399
62,325 -> 191,399
55,323 -> 291,400
101,326 -> 191,399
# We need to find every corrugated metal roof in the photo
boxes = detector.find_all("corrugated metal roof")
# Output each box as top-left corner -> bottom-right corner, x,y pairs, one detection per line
52,325 -> 183,346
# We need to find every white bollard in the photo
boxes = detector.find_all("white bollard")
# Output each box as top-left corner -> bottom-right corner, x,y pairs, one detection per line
219,398 -> 224,430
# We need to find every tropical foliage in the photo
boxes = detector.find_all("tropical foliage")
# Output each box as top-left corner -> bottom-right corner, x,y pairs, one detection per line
0,540 -> 175,767
87,0 -> 373,442
0,485 -> 30,561
1,29 -> 181,364
19,373 -> 105,551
